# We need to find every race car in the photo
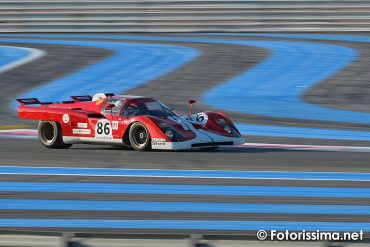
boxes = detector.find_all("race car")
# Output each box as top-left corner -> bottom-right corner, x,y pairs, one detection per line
17,93 -> 244,151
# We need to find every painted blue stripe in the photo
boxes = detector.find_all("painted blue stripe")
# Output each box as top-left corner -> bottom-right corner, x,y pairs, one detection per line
0,218 -> 367,231
2,34 -> 370,125
0,45 -> 31,69
1,166 -> 370,181
0,182 -> 369,198
236,123 -> 370,141
0,38 -> 198,108
201,41 -> 362,124
0,199 -> 368,215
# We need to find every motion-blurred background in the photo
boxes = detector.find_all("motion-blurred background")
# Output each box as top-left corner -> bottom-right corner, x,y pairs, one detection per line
1,0 -> 370,32
0,0 -> 369,247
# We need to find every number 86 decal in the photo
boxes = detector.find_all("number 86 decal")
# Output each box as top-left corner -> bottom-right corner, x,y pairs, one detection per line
96,122 -> 110,135
95,119 -> 113,139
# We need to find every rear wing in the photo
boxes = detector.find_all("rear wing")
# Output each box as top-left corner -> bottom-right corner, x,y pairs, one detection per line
16,98 -> 52,106
67,93 -> 114,102
16,95 -> 92,106
70,95 -> 92,102
17,93 -> 115,106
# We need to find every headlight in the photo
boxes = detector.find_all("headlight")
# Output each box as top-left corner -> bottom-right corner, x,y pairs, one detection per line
158,122 -> 169,127
215,119 -> 227,125
155,121 -> 184,142
165,129 -> 174,139
216,119 -> 232,133
223,125 -> 231,133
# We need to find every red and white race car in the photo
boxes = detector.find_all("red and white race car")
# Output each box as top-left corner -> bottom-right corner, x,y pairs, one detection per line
17,93 -> 244,151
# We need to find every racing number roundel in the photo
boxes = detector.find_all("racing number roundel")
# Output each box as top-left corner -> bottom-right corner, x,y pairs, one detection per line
62,114 -> 70,124
95,119 -> 113,140
195,112 -> 208,125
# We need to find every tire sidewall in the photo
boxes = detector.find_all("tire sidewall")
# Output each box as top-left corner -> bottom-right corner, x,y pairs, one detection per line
38,121 -> 58,147
129,122 -> 151,151
38,121 -> 71,149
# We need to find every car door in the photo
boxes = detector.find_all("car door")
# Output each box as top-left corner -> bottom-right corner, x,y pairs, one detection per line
93,99 -> 123,141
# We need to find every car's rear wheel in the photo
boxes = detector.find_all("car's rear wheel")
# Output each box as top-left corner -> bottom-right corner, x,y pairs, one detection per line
129,122 -> 151,151
38,121 -> 72,149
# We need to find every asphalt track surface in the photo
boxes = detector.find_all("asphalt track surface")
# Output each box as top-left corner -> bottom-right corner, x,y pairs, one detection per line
0,33 -> 369,236
1,138 -> 370,170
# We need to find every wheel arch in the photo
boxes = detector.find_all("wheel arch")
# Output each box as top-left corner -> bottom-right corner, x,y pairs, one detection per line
122,121 -> 136,146
38,120 -> 72,149
121,116 -> 168,146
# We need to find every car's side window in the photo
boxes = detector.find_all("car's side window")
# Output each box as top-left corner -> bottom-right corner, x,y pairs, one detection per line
121,104 -> 140,118
121,105 -> 129,117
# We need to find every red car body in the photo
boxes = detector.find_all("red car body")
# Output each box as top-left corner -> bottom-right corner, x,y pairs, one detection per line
17,93 -> 244,151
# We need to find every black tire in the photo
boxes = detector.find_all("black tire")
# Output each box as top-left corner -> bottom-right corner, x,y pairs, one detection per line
38,121 -> 72,149
129,122 -> 151,151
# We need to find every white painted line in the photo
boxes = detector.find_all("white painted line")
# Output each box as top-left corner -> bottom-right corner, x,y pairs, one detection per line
0,129 -> 37,135
0,129 -> 37,139
239,143 -> 370,152
0,46 -> 46,74
0,165 -> 370,181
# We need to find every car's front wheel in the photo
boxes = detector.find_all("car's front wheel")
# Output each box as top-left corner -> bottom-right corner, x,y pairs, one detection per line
38,121 -> 72,149
129,122 -> 151,151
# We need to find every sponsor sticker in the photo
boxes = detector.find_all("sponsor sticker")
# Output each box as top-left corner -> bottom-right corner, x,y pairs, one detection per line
77,122 -> 88,128
152,138 -> 166,146
62,114 -> 70,124
112,121 -> 119,130
73,129 -> 91,135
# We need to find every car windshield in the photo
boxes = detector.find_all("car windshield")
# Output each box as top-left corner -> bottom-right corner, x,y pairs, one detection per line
123,101 -> 177,118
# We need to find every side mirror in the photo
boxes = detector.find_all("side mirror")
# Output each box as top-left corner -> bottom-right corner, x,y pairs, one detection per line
106,103 -> 115,115
106,103 -> 115,109
188,99 -> 196,115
